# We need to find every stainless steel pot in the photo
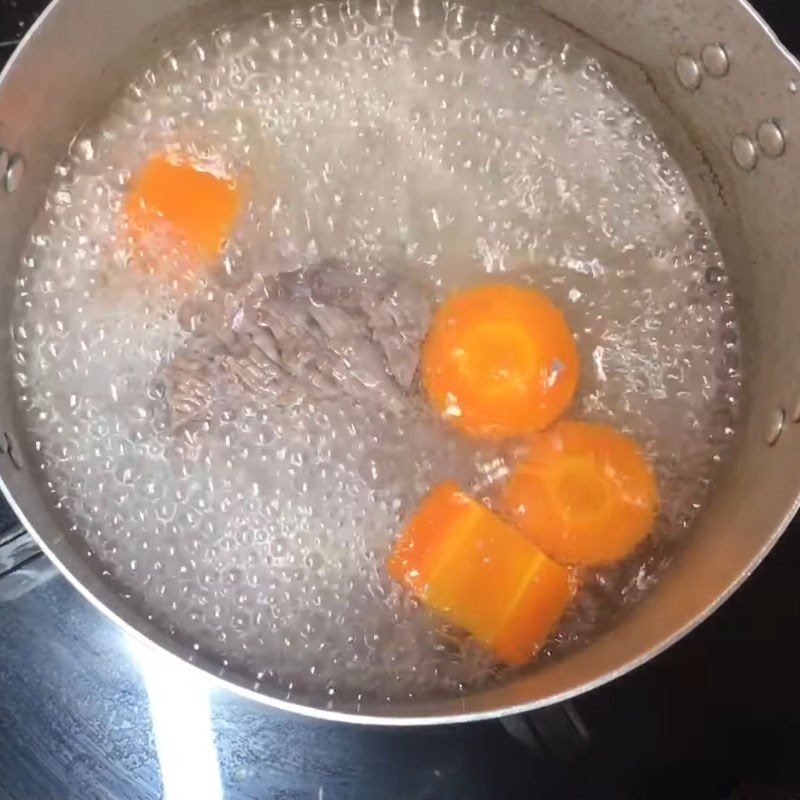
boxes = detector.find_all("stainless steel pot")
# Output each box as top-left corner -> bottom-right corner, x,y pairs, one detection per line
1,0 -> 799,724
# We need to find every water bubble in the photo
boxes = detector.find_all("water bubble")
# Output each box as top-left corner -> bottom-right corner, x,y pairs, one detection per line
214,253 -> 253,288
177,298 -> 223,335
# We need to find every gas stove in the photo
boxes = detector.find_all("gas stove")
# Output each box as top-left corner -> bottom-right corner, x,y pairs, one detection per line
1,3 -> 799,798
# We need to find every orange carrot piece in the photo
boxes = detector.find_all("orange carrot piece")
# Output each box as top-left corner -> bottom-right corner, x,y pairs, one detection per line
388,481 -> 573,665
125,154 -> 242,267
503,421 -> 659,567
421,284 -> 579,439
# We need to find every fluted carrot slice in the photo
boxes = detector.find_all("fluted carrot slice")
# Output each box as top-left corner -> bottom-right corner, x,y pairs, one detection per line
388,481 -> 573,665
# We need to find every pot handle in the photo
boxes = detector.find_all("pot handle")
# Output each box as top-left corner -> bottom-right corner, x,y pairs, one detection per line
500,700 -> 590,760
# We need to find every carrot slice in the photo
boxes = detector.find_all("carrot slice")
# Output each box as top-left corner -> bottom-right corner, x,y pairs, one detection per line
503,421 -> 659,567
125,154 -> 242,269
421,284 -> 579,439
388,481 -> 573,665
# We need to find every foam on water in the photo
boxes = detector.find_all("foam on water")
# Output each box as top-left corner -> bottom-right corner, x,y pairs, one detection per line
12,1 -> 741,708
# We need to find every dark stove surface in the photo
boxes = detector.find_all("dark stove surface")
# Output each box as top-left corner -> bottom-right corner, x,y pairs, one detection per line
1,2 -> 799,799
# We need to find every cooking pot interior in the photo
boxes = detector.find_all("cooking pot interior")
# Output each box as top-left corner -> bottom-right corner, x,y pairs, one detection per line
0,0 -> 798,722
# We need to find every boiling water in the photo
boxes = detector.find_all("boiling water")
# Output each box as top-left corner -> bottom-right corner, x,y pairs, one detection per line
12,0 -> 741,708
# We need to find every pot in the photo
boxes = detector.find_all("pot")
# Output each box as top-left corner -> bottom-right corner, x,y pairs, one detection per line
1,0 -> 799,724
